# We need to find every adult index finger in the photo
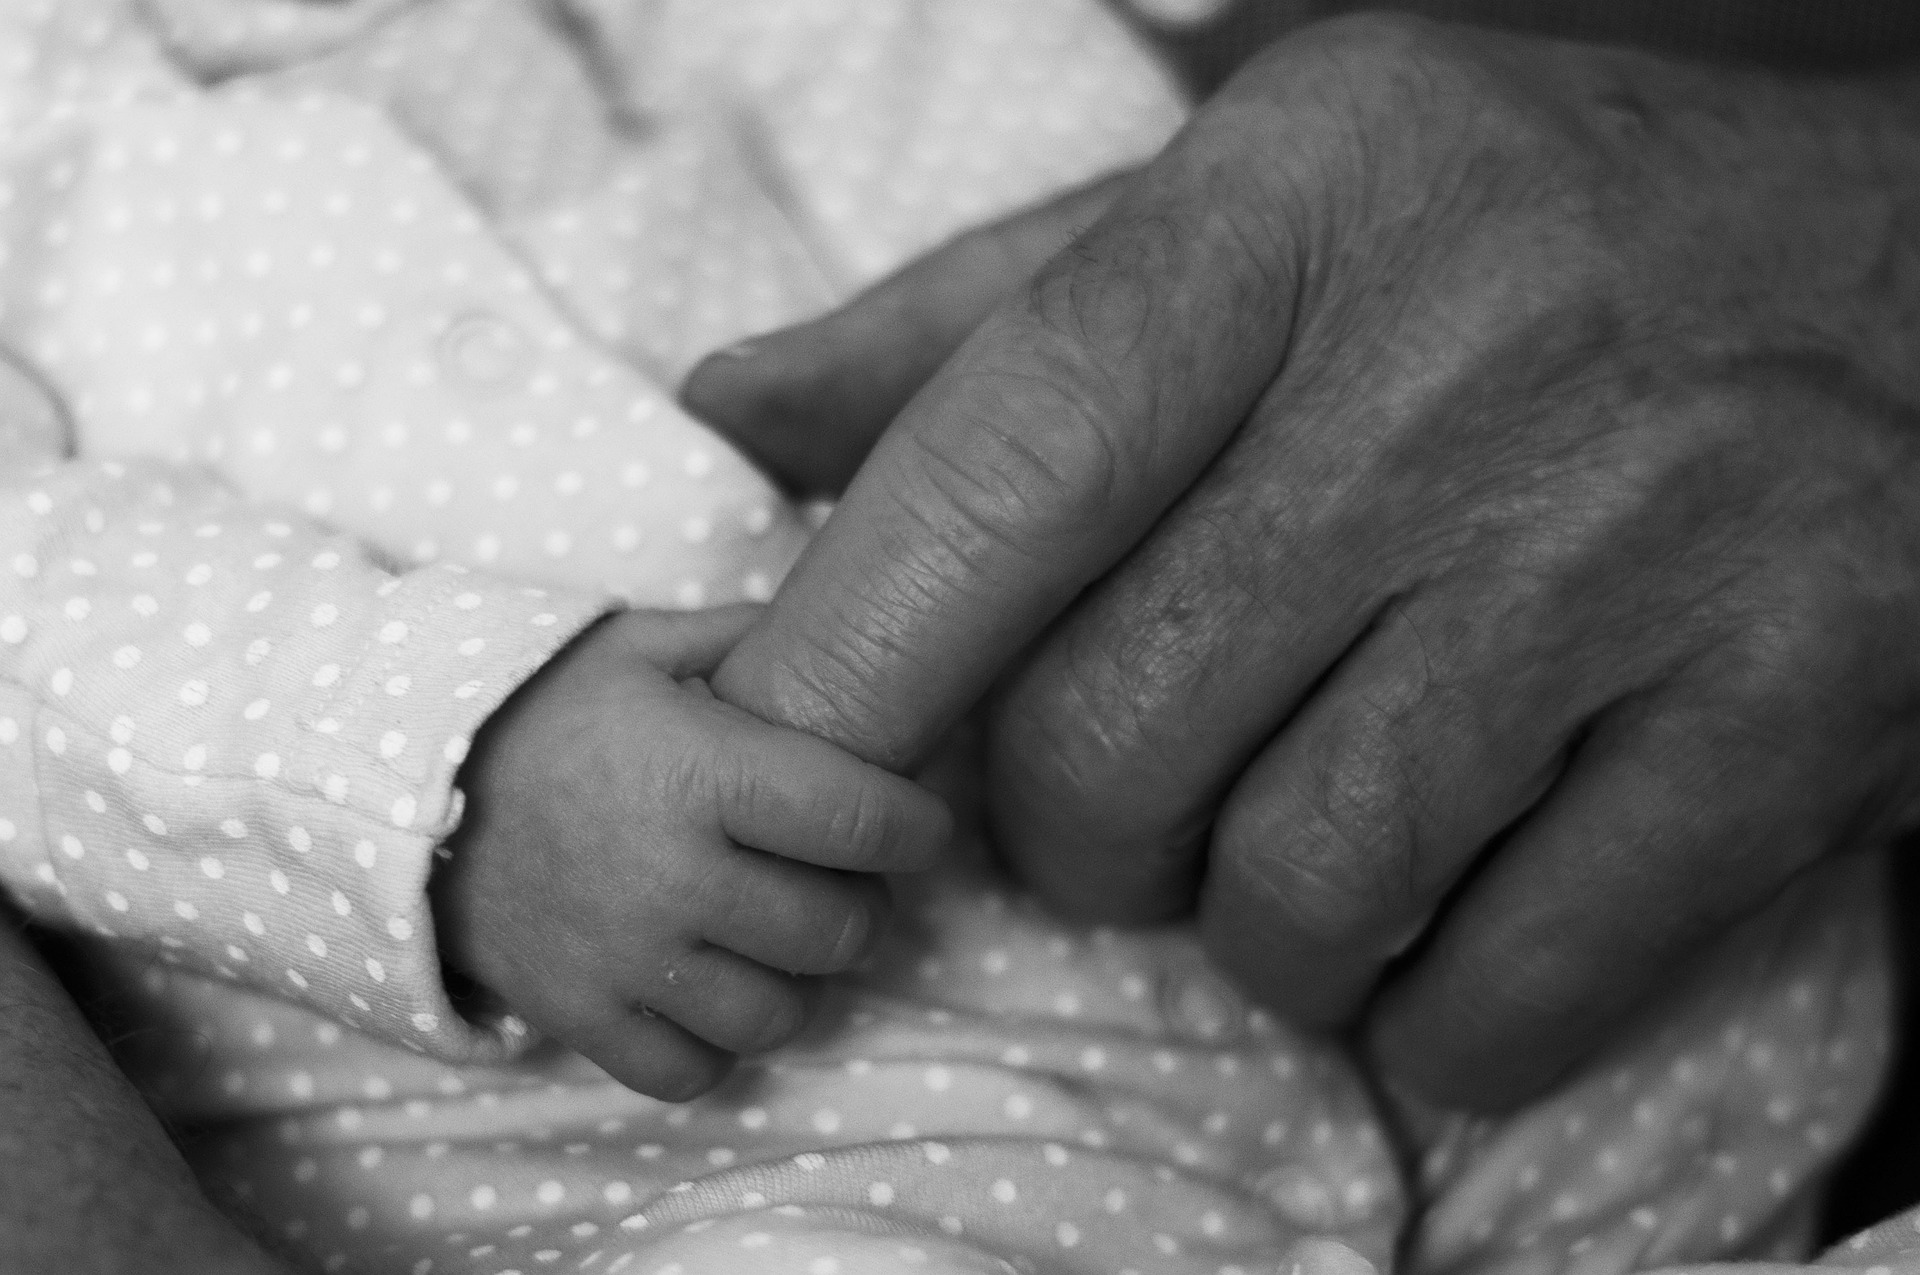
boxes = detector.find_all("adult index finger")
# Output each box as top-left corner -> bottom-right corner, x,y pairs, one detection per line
682,172 -> 1133,497
712,85 -> 1317,771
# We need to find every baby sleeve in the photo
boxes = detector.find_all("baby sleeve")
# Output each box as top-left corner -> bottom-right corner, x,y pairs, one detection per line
0,417 -> 615,1062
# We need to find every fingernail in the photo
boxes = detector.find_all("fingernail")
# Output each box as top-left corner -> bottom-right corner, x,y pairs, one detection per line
1165,964 -> 1247,1042
1261,1166 -> 1342,1230
1284,1238 -> 1377,1275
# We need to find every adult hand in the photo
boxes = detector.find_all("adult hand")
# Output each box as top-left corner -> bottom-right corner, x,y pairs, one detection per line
698,14 -> 1920,1110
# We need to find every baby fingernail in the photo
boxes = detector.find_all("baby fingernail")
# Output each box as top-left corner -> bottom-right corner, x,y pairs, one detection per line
1167,966 -> 1246,1041
1285,1238 -> 1377,1275
1260,1165 -> 1342,1230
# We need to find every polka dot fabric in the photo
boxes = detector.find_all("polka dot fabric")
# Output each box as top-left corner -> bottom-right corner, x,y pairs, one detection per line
0,2 -> 1902,1273
0,455 -> 606,1059
1403,855 -> 1893,1275
0,0 -> 1181,1063
165,853 -> 1411,1275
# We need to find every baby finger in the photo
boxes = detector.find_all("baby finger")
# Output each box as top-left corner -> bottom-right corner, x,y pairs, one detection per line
565,1005 -> 737,1103
700,849 -> 890,975
644,944 -> 818,1057
717,724 -> 953,872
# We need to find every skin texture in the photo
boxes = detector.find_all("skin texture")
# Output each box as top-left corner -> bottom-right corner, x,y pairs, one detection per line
697,15 -> 1920,1111
433,604 -> 951,1100
0,908 -> 292,1274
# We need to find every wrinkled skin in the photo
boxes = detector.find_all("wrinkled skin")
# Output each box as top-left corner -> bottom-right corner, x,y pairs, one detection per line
696,15 -> 1920,1110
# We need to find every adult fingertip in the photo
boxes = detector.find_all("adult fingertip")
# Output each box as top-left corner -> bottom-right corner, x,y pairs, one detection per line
1363,978 -> 1564,1114
680,337 -> 774,426
1194,850 -> 1378,1030
684,325 -> 882,495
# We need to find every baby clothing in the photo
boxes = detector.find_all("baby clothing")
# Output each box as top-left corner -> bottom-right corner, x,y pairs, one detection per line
0,2 -> 1902,1273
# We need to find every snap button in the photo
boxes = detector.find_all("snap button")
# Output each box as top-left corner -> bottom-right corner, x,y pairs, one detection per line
439,312 -> 530,387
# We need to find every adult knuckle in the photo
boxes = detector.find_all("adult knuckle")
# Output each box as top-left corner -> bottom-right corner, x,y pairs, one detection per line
1216,774 -> 1407,952
1303,8 -> 1447,60
1254,11 -> 1476,130
1710,560 -> 1863,710
903,368 -> 1126,557
1002,637 -> 1150,798
1026,208 -> 1177,364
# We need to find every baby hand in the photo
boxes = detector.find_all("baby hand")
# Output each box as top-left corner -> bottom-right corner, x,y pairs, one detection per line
432,605 -> 952,1099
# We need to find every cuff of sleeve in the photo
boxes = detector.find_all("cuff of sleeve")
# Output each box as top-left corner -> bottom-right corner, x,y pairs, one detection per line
17,564 -> 616,1065
287,565 -> 618,1061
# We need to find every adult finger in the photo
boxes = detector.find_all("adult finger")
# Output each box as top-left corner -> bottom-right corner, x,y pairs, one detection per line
980,295 -> 1504,922
1366,685 -> 1855,1111
1191,589 -> 1584,1024
698,847 -> 893,974
714,719 -> 954,872
714,86 -> 1315,769
681,172 -> 1132,495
